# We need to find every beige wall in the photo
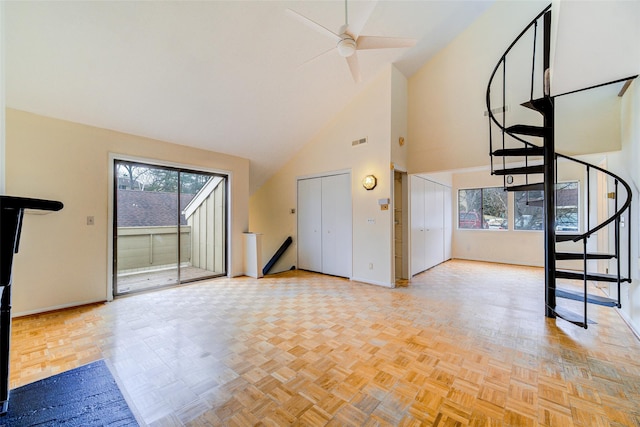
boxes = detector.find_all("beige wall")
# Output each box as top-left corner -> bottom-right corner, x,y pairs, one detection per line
6,109 -> 249,316
390,66 -> 409,171
250,66 -> 406,287
452,169 -> 544,266
407,1 -> 549,175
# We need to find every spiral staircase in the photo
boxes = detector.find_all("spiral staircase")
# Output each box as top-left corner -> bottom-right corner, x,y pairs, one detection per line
486,5 -> 636,328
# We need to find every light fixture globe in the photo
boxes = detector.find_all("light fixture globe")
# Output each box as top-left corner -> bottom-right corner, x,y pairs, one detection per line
362,175 -> 377,191
337,37 -> 356,57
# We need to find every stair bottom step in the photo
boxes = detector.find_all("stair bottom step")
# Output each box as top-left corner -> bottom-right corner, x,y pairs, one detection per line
553,306 -> 595,328
556,288 -> 618,307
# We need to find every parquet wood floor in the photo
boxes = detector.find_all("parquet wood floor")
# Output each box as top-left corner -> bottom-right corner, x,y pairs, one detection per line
9,260 -> 640,426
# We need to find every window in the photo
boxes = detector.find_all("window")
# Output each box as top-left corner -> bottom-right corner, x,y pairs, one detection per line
113,159 -> 228,296
514,181 -> 579,231
458,187 -> 507,229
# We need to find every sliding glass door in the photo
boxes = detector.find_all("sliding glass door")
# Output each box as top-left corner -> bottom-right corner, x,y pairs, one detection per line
113,160 -> 227,295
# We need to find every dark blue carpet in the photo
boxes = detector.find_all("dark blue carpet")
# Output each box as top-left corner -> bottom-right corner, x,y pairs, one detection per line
1,360 -> 139,426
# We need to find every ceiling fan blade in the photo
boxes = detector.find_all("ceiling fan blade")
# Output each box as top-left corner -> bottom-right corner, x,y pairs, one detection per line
286,8 -> 341,42
346,53 -> 361,83
356,36 -> 416,50
346,0 -> 378,38
299,46 -> 336,67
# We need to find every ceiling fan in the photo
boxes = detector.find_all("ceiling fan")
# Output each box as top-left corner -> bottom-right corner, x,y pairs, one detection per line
287,0 -> 416,83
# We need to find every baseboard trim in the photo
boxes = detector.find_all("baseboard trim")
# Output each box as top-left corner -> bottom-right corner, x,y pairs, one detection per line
13,298 -> 107,318
351,277 -> 394,288
616,308 -> 640,341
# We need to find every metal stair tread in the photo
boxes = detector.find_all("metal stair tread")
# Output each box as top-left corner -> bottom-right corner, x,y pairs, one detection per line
493,165 -> 544,176
555,288 -> 618,307
552,306 -> 595,328
556,252 -> 615,260
556,233 -> 582,242
504,182 -> 545,192
556,269 -> 630,283
521,97 -> 553,112
505,124 -> 551,137
492,147 -> 544,157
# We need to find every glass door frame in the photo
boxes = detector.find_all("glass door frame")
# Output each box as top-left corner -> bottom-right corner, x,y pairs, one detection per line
110,155 -> 229,298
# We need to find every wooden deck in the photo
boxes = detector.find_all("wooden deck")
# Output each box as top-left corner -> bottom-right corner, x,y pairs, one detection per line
9,260 -> 640,426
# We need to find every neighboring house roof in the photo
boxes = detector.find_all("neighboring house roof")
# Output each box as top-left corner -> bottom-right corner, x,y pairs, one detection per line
117,190 -> 194,227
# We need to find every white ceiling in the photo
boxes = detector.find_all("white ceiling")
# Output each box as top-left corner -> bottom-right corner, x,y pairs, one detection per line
5,1 -> 493,192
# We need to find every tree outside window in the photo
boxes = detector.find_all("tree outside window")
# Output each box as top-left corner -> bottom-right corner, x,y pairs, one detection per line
458,187 -> 507,229
514,181 -> 579,231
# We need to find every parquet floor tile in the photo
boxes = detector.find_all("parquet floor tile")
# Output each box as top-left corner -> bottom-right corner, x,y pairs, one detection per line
8,260 -> 640,426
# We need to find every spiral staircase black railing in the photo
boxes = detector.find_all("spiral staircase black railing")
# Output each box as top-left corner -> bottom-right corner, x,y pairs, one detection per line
486,5 -> 635,328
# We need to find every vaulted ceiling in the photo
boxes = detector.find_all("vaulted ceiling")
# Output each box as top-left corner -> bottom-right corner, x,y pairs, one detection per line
5,1 -> 493,192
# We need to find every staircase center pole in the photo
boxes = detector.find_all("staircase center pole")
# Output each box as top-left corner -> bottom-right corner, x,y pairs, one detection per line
542,10 -> 556,318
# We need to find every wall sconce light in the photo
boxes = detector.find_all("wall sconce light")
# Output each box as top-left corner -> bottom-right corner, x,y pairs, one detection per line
362,175 -> 377,191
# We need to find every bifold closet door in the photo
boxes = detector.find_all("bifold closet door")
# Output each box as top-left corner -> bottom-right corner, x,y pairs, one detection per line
410,176 -> 427,275
425,180 -> 445,270
321,173 -> 352,278
297,173 -> 352,278
297,178 -> 322,272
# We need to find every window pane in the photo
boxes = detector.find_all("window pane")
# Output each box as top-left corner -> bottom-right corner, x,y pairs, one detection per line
483,187 -> 508,229
458,189 -> 483,229
514,182 -> 579,231
514,189 -> 544,230
556,182 -> 579,232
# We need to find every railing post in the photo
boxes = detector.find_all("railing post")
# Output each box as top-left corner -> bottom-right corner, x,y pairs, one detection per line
586,166 -> 590,231
629,203 -> 632,285
542,9 -> 556,319
615,180 -> 621,307
583,237 -> 588,328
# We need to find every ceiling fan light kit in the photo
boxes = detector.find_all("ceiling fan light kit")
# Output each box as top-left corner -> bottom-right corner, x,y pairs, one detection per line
337,37 -> 357,57
287,0 -> 416,82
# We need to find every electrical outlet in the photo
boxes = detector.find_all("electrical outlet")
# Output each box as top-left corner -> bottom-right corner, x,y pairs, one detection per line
87,216 -> 94,226
368,263 -> 373,270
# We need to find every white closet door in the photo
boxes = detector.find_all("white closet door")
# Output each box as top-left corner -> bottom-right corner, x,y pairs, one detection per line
410,176 -> 427,275
321,173 -> 352,278
297,178 -> 322,272
425,181 -> 445,269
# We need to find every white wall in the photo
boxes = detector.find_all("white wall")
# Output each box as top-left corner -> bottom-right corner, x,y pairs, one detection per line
555,85 -> 622,155
249,66 -> 405,288
6,109 -> 250,315
551,0 -> 640,97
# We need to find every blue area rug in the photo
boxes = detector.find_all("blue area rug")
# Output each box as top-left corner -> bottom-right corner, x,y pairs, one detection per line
1,360 -> 139,426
